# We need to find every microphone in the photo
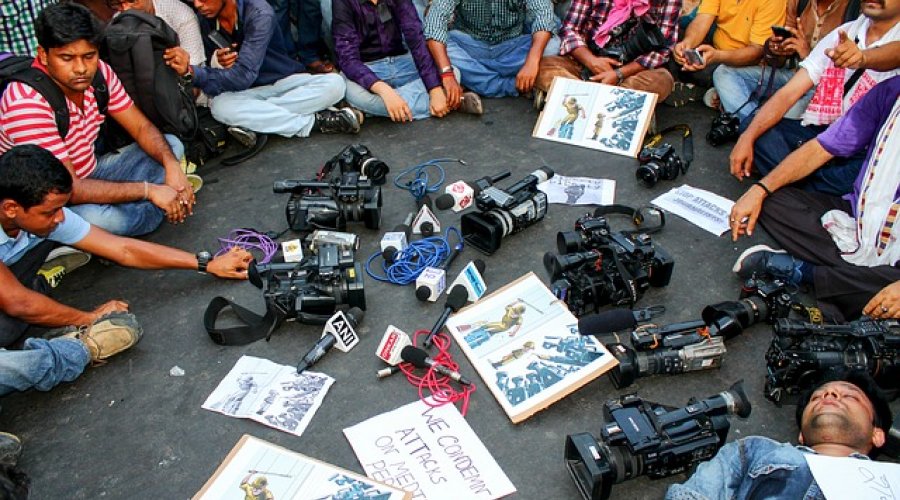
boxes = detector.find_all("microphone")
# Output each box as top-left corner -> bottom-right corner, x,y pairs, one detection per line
375,325 -> 413,365
381,212 -> 414,263
297,307 -> 364,373
446,259 -> 487,302
434,172 -> 511,212
422,285 -> 469,348
412,202 -> 440,237
400,345 -> 472,386
415,239 -> 465,301
577,306 -> 667,335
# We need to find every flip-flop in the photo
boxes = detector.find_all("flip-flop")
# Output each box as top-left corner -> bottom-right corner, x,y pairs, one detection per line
307,60 -> 335,74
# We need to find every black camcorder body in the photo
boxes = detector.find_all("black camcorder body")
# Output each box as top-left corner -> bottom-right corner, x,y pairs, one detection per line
249,243 -> 366,324
565,382 -> 751,500
765,317 -> 900,403
545,211 -> 673,316
461,167 -> 554,255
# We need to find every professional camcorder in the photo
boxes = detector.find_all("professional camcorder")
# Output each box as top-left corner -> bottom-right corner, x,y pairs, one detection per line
593,20 -> 667,64
545,209 -> 673,316
765,317 -> 900,403
274,145 -> 388,232
607,278 -> 801,388
460,167 -> 554,255
565,381 -> 751,500
248,243 -> 366,323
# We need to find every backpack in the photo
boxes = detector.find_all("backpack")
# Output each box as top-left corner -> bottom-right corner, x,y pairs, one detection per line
0,52 -> 109,139
101,10 -> 198,141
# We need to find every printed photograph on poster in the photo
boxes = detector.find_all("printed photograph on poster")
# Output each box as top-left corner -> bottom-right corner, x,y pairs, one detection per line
445,273 -> 617,423
194,434 -> 410,500
533,77 -> 657,157
202,355 -> 334,437
537,174 -> 616,205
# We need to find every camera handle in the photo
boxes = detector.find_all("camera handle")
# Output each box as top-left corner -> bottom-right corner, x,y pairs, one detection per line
593,204 -> 666,235
643,125 -> 693,173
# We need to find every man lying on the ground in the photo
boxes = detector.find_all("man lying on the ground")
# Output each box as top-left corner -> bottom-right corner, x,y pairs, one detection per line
666,369 -> 893,499
729,75 -> 900,322
0,144 -> 251,394
190,0 -> 362,166
729,0 -> 900,196
0,3 -> 195,236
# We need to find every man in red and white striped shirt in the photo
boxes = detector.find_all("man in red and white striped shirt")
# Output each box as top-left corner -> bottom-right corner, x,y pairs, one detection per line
0,3 -> 195,236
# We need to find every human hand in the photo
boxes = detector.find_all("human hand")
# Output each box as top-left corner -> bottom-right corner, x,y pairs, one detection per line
89,300 -> 130,323
826,30 -> 865,68
380,87 -> 413,122
590,69 -> 620,85
147,183 -> 186,223
729,135 -> 755,180
163,47 -> 191,76
672,41 -> 688,66
165,168 -> 196,212
685,44 -> 715,70
207,247 -> 253,279
863,281 -> 900,319
215,45 -> 238,69
516,59 -> 539,93
729,187 -> 767,241
587,55 -> 620,76
442,75 -> 462,109
778,21 -> 811,59
429,87 -> 449,117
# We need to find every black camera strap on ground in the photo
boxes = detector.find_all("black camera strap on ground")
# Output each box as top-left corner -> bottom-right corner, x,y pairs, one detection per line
642,124 -> 693,173
593,204 -> 666,234
203,295 -> 287,346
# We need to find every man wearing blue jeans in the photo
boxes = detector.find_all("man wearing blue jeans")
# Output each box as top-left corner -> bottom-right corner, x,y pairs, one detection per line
0,145 -> 252,394
0,4 -> 196,237
422,0 -> 560,110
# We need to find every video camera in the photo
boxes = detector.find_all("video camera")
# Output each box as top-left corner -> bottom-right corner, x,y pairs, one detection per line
248,243 -> 366,324
565,381 -> 751,500
607,278 -> 800,388
765,317 -> 900,404
460,167 -> 554,255
544,208 -> 673,316
274,145 -> 388,232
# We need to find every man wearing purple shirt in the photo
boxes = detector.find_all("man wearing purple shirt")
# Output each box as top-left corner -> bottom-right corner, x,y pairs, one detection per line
728,75 -> 900,322
332,0 -> 479,120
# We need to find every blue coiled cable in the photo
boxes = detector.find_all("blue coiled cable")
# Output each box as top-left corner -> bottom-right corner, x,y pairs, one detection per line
365,227 -> 463,285
392,158 -> 466,202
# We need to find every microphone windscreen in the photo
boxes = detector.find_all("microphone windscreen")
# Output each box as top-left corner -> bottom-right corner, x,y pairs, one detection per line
382,247 -> 397,262
446,284 -> 469,311
400,345 -> 429,368
578,309 -> 637,336
435,194 -> 454,211
346,307 -> 364,326
474,259 -> 486,274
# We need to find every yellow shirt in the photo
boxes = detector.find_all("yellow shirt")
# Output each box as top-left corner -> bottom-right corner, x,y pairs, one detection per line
699,0 -> 787,50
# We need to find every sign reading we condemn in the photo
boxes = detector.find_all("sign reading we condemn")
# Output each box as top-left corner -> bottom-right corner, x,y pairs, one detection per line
344,399 -> 516,499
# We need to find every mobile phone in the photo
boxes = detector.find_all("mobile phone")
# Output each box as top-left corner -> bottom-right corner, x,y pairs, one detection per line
771,26 -> 794,39
684,48 -> 705,66
208,30 -> 232,50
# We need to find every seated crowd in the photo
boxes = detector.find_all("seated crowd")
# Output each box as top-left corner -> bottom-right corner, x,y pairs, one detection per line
0,0 -> 898,492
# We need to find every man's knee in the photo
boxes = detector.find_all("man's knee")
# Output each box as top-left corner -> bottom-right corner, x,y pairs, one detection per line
623,68 -> 674,100
71,203 -> 164,237
163,134 -> 184,161
536,56 -> 580,92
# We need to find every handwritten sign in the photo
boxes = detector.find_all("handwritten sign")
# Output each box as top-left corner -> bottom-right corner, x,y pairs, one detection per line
344,399 -> 516,499
651,184 -> 735,236
806,453 -> 900,500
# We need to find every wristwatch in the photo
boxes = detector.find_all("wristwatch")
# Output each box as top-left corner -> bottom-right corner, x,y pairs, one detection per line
196,251 -> 212,274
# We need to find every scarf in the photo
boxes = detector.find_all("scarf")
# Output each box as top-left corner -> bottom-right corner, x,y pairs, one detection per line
592,0 -> 651,49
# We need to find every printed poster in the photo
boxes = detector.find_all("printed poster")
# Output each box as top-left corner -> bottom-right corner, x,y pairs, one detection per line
651,184 -> 735,236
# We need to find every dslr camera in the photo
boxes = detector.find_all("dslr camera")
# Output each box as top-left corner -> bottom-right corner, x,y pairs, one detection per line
565,381 -> 751,500
765,317 -> 900,403
636,144 -> 685,187
324,144 -> 389,185
707,113 -> 741,147
248,243 -> 366,323
460,167 -> 554,255
544,209 -> 674,316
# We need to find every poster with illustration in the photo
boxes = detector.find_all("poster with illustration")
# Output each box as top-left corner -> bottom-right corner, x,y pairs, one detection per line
194,435 -> 410,500
533,77 -> 657,157
445,273 -> 617,423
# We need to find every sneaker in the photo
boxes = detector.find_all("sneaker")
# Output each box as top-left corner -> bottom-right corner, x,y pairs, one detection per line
460,92 -> 484,115
533,89 -> 546,111
732,244 -> 798,282
227,126 -> 257,148
663,82 -> 705,107
222,133 -> 269,167
0,432 -> 22,467
38,247 -> 91,288
314,107 -> 362,134
64,311 -> 143,363
703,88 -> 720,109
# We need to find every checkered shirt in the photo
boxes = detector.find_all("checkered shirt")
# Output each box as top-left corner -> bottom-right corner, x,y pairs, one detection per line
0,0 -> 57,56
423,0 -> 557,45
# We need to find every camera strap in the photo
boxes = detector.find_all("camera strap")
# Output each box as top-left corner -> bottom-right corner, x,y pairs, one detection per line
203,295 -> 286,345
592,204 -> 666,234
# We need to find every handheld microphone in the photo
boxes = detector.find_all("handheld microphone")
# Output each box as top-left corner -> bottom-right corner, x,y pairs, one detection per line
381,212 -> 414,263
412,203 -> 440,237
415,240 -> 465,301
422,285 -> 469,348
447,259 -> 487,302
577,306 -> 667,335
400,345 -> 472,386
434,172 -> 512,212
376,325 -> 413,365
296,307 -> 364,373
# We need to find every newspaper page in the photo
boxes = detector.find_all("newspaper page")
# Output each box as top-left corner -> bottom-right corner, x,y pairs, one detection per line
651,184 -> 735,236
538,174 -> 616,205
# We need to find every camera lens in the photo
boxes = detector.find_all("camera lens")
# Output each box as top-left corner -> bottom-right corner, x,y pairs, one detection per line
635,163 -> 659,187
558,231 -> 584,253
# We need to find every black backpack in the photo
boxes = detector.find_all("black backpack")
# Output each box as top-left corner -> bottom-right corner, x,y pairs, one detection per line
0,52 -> 109,139
101,10 -> 198,141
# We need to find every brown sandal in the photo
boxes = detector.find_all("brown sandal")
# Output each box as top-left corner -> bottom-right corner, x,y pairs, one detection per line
307,60 -> 335,74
